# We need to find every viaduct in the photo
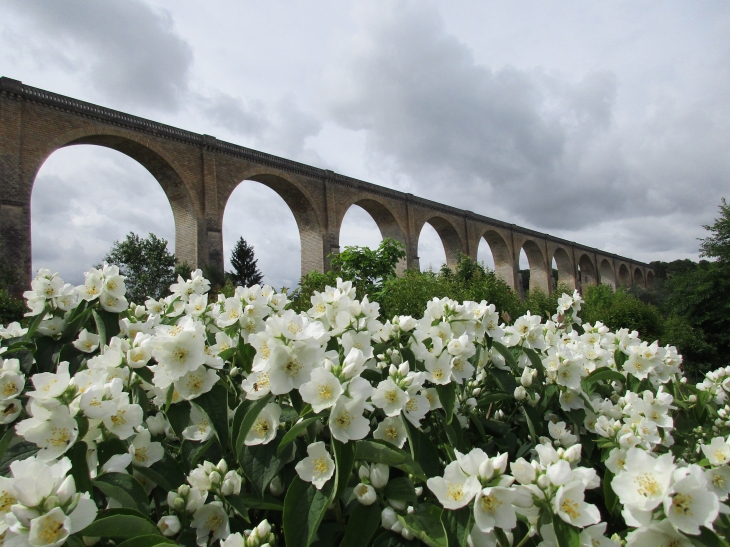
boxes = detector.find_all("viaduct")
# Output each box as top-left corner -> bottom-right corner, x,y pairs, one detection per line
0,77 -> 654,296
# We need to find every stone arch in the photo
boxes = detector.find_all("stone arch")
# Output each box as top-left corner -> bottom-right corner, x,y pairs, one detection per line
618,264 -> 631,287
578,254 -> 597,288
28,127 -> 202,268
521,240 -> 549,294
417,216 -> 464,268
219,169 -> 325,278
633,267 -> 645,287
482,230 -> 514,288
552,247 -> 576,290
646,270 -> 655,287
599,259 -> 615,289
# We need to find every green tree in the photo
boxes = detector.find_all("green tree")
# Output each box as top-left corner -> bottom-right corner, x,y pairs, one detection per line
700,197 -> 730,263
329,237 -> 406,299
0,244 -> 25,325
103,232 -> 188,303
227,237 -> 263,288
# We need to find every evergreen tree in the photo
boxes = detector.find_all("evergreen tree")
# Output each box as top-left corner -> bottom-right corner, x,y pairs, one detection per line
228,237 -> 263,287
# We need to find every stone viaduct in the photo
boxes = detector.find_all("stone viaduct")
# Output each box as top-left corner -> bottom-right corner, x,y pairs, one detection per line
0,77 -> 654,296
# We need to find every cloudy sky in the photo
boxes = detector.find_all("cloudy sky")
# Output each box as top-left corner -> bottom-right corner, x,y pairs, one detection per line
2,0 -> 729,288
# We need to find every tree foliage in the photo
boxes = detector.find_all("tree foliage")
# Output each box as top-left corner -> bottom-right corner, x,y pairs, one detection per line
228,237 -> 263,288
103,232 -> 188,303
700,197 -> 730,263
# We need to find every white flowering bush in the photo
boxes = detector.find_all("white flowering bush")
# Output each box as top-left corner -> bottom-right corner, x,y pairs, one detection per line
0,265 -> 728,547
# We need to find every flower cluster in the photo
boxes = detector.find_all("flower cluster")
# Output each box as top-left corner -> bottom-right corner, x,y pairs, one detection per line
0,265 -> 726,547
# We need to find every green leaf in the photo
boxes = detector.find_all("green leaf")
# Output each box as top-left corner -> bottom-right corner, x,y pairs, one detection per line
93,472 -> 150,514
491,341 -> 518,371
230,401 -> 249,450
235,394 -> 273,463
182,438 -> 216,470
115,536 -> 176,547
691,527 -> 730,547
241,430 -> 293,497
582,367 -> 626,392
552,515 -> 581,547
0,440 -> 38,476
193,383 -> 230,449
602,470 -> 619,516
521,347 -> 544,372
229,492 -> 284,511
383,477 -> 417,502
68,441 -> 93,495
133,456 -> 186,491
489,367 -> 517,393
92,309 -> 108,348
75,416 -> 89,441
238,342 -> 256,373
278,417 -> 319,457
340,503 -> 382,547
283,476 -> 334,547
435,383 -> 456,424
477,393 -> 512,406
354,440 -> 426,481
134,366 -> 154,384
398,504 -> 447,547
224,494 -> 250,522
0,428 -> 16,463
81,515 -> 160,539
405,421 -> 441,478
441,507 -> 472,547
97,438 -> 128,466
333,439 -> 356,502
24,309 -> 46,341
165,401 -> 191,442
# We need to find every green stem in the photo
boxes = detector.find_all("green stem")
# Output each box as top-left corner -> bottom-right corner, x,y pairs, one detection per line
513,530 -> 533,547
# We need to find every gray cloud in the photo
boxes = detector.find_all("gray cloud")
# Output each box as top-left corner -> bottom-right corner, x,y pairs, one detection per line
5,0 -> 193,111
31,147 -> 175,285
325,1 -> 730,235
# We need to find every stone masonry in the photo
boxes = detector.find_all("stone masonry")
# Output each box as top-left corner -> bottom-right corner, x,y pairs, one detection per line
0,77 -> 654,296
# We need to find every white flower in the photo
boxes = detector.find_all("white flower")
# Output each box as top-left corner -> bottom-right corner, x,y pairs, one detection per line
625,519 -> 693,547
129,429 -> 164,467
403,393 -> 430,426
72,329 -> 100,354
424,351 -> 452,385
21,406 -> 79,460
267,345 -> 318,394
329,396 -> 369,442
701,436 -> 730,466
373,416 -> 407,448
295,441 -> 335,489
354,483 -> 377,505
474,486 -> 517,532
0,369 -> 24,402
221,532 -> 245,547
191,501 -> 229,545
553,481 -> 600,528
579,523 -> 619,547
245,403 -> 281,446
152,331 -> 206,387
663,465 -> 719,535
28,361 -> 71,401
299,368 -> 343,413
427,461 -> 481,509
372,379 -> 408,417
369,463 -> 389,489
611,448 -> 675,512
103,399 -> 143,440
175,368 -> 219,400
706,466 -> 730,500
183,405 -> 214,442
241,370 -> 272,400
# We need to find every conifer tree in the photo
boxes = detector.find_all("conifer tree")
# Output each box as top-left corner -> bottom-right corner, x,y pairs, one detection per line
228,237 -> 264,287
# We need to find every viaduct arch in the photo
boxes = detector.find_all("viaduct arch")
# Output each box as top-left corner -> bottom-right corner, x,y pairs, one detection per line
0,77 -> 653,295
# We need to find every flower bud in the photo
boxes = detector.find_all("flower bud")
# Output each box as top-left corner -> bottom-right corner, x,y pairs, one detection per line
472,388 -> 481,397
389,364 -> 398,377
209,471 -> 222,485
354,483 -> 377,505
134,305 -> 146,319
358,464 -> 370,481
370,463 -> 389,489
381,508 -> 398,530
177,484 -> 190,497
158,515 -> 181,537
230,367 -> 240,377
521,367 -> 533,387
43,495 -> 61,512
222,471 -> 242,496
689,395 -> 697,403
415,487 -> 423,497
528,393 -> 541,407
537,474 -> 551,490
173,497 -> 186,512
57,475 -> 77,504
389,499 -> 406,511
391,353 -> 402,366
217,459 -> 228,475
401,528 -> 414,541
269,476 -> 285,496
514,386 -> 527,401
398,363 -> 410,376
257,519 -> 272,538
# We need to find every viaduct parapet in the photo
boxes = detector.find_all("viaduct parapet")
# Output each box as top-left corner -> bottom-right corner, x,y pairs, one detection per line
0,77 -> 654,296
